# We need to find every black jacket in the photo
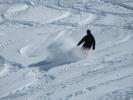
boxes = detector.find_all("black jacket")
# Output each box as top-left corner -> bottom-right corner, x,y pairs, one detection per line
77,33 -> 96,50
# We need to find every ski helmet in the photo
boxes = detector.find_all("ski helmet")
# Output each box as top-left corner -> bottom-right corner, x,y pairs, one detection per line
87,29 -> 91,35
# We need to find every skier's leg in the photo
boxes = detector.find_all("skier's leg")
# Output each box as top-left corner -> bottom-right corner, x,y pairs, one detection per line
84,49 -> 90,57
81,48 -> 89,57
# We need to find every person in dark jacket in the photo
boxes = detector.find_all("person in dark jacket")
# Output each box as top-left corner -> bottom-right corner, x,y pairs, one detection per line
77,29 -> 96,50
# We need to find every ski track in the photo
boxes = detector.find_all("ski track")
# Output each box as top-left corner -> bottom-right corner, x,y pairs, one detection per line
0,0 -> 133,100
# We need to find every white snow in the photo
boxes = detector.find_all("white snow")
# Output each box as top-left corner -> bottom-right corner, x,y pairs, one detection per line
0,16 -> 3,23
4,4 -> 29,18
0,0 -> 133,100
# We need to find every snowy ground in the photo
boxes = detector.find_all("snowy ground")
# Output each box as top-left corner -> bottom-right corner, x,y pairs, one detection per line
0,0 -> 133,100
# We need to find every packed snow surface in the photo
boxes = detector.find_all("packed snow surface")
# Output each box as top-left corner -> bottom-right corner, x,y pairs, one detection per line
0,0 -> 133,100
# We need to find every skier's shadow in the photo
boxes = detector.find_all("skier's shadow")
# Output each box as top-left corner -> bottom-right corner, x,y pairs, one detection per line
28,59 -> 78,71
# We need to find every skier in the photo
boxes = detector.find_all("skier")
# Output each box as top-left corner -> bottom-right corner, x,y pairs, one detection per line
77,29 -> 96,50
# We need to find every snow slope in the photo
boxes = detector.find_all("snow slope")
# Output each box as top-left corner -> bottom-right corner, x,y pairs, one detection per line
0,0 -> 133,100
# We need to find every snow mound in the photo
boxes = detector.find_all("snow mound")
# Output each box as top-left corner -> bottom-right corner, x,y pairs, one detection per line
4,4 -> 29,18
0,56 -> 23,78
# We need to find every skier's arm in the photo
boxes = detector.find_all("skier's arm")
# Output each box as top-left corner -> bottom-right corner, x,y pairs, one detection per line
92,36 -> 96,50
77,36 -> 86,46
